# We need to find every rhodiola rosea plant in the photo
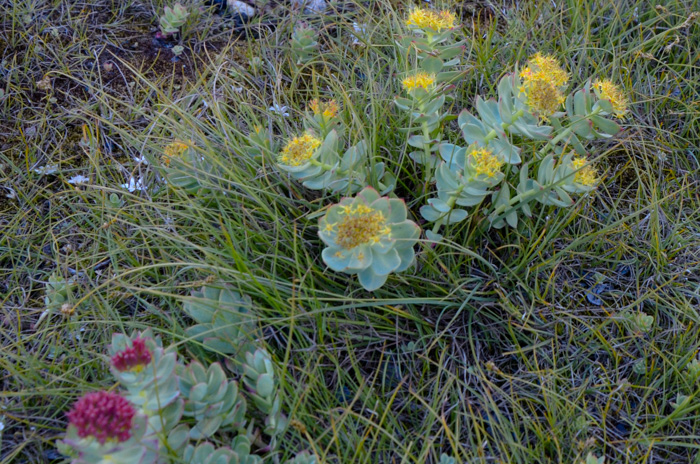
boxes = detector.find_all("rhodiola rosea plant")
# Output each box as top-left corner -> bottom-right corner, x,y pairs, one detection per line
56,285 -> 313,464
395,9 -> 628,240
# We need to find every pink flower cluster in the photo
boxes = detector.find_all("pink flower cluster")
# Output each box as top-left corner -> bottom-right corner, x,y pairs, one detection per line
111,338 -> 152,372
67,391 -> 136,444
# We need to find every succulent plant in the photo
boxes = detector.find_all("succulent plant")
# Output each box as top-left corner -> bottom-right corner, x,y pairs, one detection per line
394,8 -> 464,182
582,452 -> 605,464
291,26 -> 318,65
318,186 -> 421,291
182,440 -> 261,464
438,454 -> 456,464
396,8 -> 464,84
627,312 -> 654,335
57,392 -> 159,464
37,272 -> 77,326
179,360 -> 247,439
416,53 -> 624,236
108,329 -> 181,414
162,141 -> 212,196
159,3 -> 190,36
44,272 -> 74,309
276,130 -> 376,194
182,284 -> 258,356
183,442 -> 236,464
420,144 -> 505,240
242,349 -> 287,440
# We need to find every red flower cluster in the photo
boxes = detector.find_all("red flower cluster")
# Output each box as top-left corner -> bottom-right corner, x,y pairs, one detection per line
111,338 -> 152,372
67,391 -> 136,444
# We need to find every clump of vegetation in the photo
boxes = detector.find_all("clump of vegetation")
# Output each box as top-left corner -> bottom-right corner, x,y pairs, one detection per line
2,0 -> 699,462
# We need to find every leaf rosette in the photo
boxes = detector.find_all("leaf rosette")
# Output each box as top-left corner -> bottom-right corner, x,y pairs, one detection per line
319,187 -> 420,291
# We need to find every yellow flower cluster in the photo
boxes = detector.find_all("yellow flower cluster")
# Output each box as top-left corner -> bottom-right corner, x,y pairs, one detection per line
402,72 -> 436,92
521,53 -> 569,87
278,132 -> 322,166
333,204 -> 391,249
470,148 -> 504,178
572,157 -> 598,187
593,79 -> 628,118
405,7 -> 457,32
519,53 -> 569,119
309,99 -> 339,118
163,140 -> 192,166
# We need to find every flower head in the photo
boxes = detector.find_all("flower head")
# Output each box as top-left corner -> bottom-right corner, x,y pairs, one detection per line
405,8 -> 457,32
278,132 -> 322,166
593,79 -> 628,118
572,157 -> 598,187
402,72 -> 436,93
163,140 -> 191,166
111,337 -> 152,373
309,99 -> 339,118
519,53 -> 569,119
523,53 -> 569,87
469,147 -> 504,178
334,204 -> 391,249
67,392 -> 136,444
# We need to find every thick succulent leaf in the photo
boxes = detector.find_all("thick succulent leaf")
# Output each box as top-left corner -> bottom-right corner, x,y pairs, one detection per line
421,56 -> 444,74
347,246 -> 372,270
438,143 -> 465,167
590,115 -> 620,136
357,267 -> 389,291
423,95 -> 446,115
420,204 -> 442,222
322,247 -> 351,271
444,208 -> 468,224
461,123 -> 487,145
424,229 -> 443,242
455,192 -> 487,207
193,416 -> 223,439
490,138 -> 521,164
387,198 -> 408,223
256,373 -> 275,397
371,249 -> 401,275
476,97 -> 503,128
537,155 -> 556,185
428,197 -> 452,213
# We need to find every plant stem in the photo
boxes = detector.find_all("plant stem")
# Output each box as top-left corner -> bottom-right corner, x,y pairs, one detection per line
309,158 -> 346,176
431,184 -> 464,234
537,107 -> 603,158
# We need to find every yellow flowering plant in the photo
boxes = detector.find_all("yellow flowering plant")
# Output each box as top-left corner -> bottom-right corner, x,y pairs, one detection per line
306,98 -> 342,138
395,7 -> 466,188
160,139 -> 213,195
416,52 -> 625,238
318,187 -> 420,291
274,121 -> 392,194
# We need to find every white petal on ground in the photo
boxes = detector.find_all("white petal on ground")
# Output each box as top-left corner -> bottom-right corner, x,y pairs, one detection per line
67,174 -> 89,184
268,104 -> 290,117
133,154 -> 149,165
121,176 -> 146,192
33,164 -> 59,175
